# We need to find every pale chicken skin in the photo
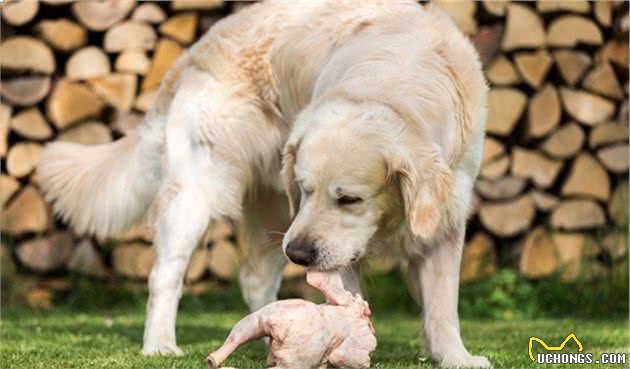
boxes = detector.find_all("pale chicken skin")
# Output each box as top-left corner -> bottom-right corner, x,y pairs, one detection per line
207,271 -> 376,369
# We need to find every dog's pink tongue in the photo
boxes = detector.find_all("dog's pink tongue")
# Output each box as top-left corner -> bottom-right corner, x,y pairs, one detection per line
306,269 -> 353,306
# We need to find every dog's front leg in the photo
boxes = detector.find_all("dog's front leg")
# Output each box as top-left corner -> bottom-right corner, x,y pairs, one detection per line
239,244 -> 287,313
238,188 -> 290,312
407,229 -> 491,368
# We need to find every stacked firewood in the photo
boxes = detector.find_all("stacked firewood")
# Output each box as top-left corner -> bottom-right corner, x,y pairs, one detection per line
0,1 -> 627,285
454,1 -> 629,282
0,0 -> 246,283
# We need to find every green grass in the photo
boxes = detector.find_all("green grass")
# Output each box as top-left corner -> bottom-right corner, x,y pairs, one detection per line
1,269 -> 628,368
1,307 -> 628,368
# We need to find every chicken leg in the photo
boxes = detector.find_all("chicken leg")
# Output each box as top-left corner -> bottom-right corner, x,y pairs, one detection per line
207,312 -> 266,368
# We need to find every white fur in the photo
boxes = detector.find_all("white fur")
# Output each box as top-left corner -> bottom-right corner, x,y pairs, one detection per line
37,2 -> 489,367
37,128 -> 162,240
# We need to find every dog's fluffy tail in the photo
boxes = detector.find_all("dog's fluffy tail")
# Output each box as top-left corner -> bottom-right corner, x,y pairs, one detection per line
37,128 -> 163,240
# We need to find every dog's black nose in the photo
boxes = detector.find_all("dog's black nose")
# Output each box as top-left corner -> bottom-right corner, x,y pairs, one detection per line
285,239 -> 318,266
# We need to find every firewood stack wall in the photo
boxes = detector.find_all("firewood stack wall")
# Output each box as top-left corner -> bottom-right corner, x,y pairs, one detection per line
1,1 -> 628,286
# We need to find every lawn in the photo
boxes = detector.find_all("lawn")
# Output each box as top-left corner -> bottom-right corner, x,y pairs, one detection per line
1,307 -> 628,369
1,270 -> 628,369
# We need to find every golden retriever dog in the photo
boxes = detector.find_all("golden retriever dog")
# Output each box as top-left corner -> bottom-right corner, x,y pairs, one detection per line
37,1 -> 488,367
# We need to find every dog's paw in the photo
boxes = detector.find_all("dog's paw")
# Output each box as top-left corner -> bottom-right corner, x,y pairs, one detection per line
440,354 -> 492,368
142,343 -> 184,356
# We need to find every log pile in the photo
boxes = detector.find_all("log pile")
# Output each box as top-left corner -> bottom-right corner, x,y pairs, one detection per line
0,1 -> 628,288
1,0 -> 243,285
462,0 -> 629,282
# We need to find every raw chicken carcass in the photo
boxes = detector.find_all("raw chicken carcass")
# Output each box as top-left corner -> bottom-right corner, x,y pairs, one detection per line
206,270 -> 376,369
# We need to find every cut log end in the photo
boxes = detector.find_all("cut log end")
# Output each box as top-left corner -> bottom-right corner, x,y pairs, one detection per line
486,88 -> 527,136
37,19 -> 87,51
502,4 -> 545,51
2,0 -> 39,26
46,80 -> 106,129
0,77 -> 52,106
72,0 -> 136,31
1,186 -> 49,235
0,36 -> 56,74
66,47 -> 111,81
528,84 -> 560,138
104,21 -> 157,52
7,143 -> 43,178
479,195 -> 535,237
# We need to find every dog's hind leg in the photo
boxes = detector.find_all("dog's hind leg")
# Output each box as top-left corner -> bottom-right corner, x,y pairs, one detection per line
238,187 -> 290,312
143,177 -> 214,356
142,68 -> 254,356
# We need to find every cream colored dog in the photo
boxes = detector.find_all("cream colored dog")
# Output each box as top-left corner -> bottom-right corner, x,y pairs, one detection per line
37,1 -> 489,367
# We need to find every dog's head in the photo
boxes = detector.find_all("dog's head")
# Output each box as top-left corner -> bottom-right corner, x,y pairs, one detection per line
281,99 -> 452,269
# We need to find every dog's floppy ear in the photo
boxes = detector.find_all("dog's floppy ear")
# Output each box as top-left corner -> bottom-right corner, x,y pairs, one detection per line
396,151 -> 452,239
281,142 -> 300,217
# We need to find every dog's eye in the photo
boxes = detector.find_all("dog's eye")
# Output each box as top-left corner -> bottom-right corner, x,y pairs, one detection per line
337,195 -> 362,206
